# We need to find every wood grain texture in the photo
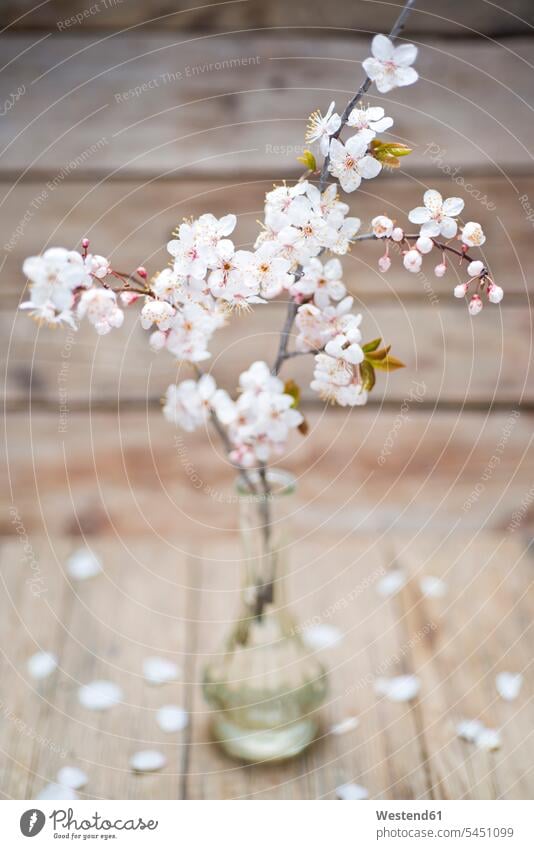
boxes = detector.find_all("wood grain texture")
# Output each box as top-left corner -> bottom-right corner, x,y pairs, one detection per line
4,0 -> 533,36
1,34 -> 533,177
1,531 -> 532,799
3,408 -> 533,540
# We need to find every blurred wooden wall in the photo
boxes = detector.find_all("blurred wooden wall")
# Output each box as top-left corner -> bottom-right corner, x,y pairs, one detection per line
1,0 -> 533,534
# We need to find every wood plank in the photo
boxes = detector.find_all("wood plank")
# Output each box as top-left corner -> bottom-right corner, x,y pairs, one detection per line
393,534 -> 533,800
2,408 -> 533,544
0,539 -> 70,799
3,296 -> 532,406
2,176 -> 531,304
4,1 -> 533,36
1,34 -> 533,177
2,538 -> 195,800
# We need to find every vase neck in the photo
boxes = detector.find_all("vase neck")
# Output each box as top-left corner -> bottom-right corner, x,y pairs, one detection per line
236,468 -> 295,618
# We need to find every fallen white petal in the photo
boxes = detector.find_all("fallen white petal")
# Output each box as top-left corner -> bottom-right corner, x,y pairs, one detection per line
302,624 -> 343,650
156,705 -> 189,733
78,680 -> 123,711
37,783 -> 78,801
377,570 -> 405,597
456,718 -> 484,743
329,716 -> 360,736
419,576 -> 447,598
375,674 -> 420,702
67,548 -> 102,581
475,728 -> 502,751
56,766 -> 88,790
143,656 -> 180,685
495,672 -> 523,702
129,750 -> 167,772
336,782 -> 368,800
27,651 -> 58,680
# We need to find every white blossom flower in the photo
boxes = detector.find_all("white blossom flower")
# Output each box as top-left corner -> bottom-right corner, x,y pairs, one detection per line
310,352 -> 368,407
208,246 -> 264,305
325,332 -> 364,365
372,215 -> 394,238
328,136 -> 382,193
434,262 -> 447,277
21,247 -> 91,326
461,221 -> 486,247
85,254 -> 111,279
305,101 -> 341,155
375,674 -> 420,702
403,248 -> 423,273
454,283 -> 468,298
226,362 -> 303,466
163,374 -> 217,431
391,226 -> 404,242
362,34 -> 418,93
244,243 -> 294,299
165,302 -> 222,362
140,299 -> 176,331
347,105 -> 393,143
167,222 -> 210,278
290,257 -> 346,308
77,288 -> 124,335
295,296 -> 358,352
238,360 -> 284,396
408,190 -> 464,238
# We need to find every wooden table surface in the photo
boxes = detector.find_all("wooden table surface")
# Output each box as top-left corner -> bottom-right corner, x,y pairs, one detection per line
1,3 -> 533,799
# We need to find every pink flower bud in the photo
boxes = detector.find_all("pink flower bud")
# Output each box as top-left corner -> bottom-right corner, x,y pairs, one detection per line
468,294 -> 483,316
454,283 -> 468,298
378,254 -> 391,272
416,235 -> 433,254
488,282 -> 504,304
81,238 -> 90,249
136,266 -> 148,279
120,291 -> 140,306
391,227 -> 404,242
434,262 -> 447,278
467,260 -> 484,277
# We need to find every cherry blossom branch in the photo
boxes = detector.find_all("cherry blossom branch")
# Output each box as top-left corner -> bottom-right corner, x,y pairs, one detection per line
354,231 -> 487,270
270,0 -> 418,377
318,0 -> 417,193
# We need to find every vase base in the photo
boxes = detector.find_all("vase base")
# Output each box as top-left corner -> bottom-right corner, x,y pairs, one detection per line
211,715 -> 319,763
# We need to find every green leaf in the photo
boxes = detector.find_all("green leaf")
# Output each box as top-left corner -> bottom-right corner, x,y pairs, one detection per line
360,360 -> 376,391
284,379 -> 301,407
362,337 -> 382,353
366,345 -> 391,362
297,149 -> 317,171
371,354 -> 405,372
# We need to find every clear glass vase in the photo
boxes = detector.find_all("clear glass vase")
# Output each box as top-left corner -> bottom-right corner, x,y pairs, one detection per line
203,468 -> 328,763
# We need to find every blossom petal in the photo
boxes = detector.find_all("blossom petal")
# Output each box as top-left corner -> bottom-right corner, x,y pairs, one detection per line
408,207 -> 431,224
423,189 -> 443,213
420,220 -> 441,238
371,34 -> 394,61
439,217 -> 458,239
362,57 -> 384,81
393,43 -> 418,67
358,156 -> 382,179
442,197 -> 465,217
366,107 -> 385,121
371,116 -> 394,132
395,66 -> 419,87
